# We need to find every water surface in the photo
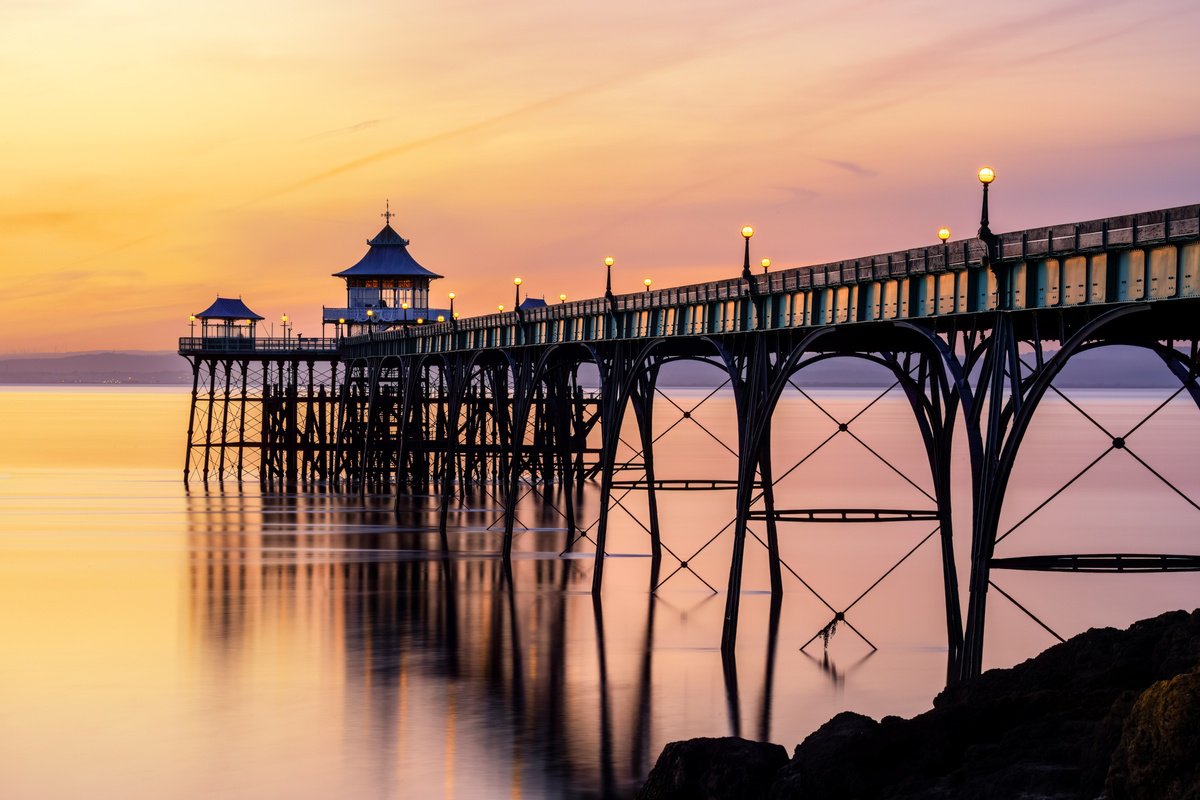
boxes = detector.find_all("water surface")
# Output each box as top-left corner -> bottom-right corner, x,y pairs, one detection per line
1,383 -> 1196,798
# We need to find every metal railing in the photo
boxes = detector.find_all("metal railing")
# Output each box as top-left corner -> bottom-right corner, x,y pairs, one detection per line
182,203 -> 1200,359
179,336 -> 342,354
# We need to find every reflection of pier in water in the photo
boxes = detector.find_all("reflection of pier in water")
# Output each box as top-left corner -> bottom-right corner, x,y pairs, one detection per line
185,489 -> 791,796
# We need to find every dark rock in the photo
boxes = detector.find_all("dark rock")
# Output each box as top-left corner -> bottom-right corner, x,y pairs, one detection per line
1106,670 -> 1200,799
643,609 -> 1200,799
636,736 -> 788,800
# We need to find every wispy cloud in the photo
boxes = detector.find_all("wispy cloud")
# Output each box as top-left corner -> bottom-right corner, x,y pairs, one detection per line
822,159 -> 876,178
302,119 -> 383,142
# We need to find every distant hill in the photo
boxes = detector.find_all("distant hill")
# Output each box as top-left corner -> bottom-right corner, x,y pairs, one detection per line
0,345 -> 1183,388
0,352 -> 192,385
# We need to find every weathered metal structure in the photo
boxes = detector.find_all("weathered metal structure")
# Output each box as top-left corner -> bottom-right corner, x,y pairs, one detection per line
182,199 -> 1200,681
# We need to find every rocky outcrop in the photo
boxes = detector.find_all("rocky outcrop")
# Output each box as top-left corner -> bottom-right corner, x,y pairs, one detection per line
1106,670 -> 1200,799
638,609 -> 1200,800
636,736 -> 788,800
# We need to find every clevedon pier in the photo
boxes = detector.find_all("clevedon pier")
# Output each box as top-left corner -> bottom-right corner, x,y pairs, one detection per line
181,178 -> 1200,683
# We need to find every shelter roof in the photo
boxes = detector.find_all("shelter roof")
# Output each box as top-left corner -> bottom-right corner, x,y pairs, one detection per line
195,296 -> 264,320
332,224 -> 444,280
519,296 -> 548,310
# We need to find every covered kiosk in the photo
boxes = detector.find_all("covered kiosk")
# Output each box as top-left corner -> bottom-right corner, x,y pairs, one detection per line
323,213 -> 449,335
193,296 -> 264,349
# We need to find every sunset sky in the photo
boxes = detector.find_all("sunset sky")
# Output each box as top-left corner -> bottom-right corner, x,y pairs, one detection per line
3,0 -> 1199,352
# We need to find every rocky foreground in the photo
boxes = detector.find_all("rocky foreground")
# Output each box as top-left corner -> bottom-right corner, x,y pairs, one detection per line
638,609 -> 1200,799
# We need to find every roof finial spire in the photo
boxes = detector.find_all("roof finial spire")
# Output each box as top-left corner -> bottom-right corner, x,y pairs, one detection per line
381,199 -> 394,226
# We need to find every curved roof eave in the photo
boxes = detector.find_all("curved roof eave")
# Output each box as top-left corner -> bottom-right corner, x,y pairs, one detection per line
195,296 -> 265,320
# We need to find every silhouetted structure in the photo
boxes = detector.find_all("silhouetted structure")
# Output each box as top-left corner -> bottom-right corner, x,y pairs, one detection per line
182,200 -> 1200,682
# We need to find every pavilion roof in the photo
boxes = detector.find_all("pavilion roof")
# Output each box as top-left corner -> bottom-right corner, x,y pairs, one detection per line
195,296 -> 264,321
332,224 -> 444,280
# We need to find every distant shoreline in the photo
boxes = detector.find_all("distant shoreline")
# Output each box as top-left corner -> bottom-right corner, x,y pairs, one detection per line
0,347 -> 1186,389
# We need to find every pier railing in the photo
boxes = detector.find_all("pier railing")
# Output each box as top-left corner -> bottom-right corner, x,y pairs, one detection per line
336,203 -> 1200,357
178,336 -> 342,356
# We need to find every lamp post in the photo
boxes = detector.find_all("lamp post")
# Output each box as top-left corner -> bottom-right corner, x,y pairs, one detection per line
437,315 -> 445,323
643,278 -> 652,293
189,314 -> 196,338
281,314 -> 289,343
604,256 -> 614,301
513,277 -> 522,310
760,257 -> 771,276
559,293 -> 567,304
338,317 -> 346,341
976,167 -> 1004,308
741,225 -> 754,281
448,292 -> 455,319
498,304 -> 505,314
366,308 -> 374,336
977,167 -> 995,242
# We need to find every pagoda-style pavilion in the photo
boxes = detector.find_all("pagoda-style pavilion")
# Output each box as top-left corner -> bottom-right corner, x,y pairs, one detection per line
323,211 -> 450,335
192,296 -> 264,345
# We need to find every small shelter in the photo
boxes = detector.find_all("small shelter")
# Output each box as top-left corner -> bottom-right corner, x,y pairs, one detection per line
193,296 -> 264,341
323,210 -> 449,333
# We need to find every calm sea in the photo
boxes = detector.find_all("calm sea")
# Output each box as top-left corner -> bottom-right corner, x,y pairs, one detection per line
0,383 -> 1196,798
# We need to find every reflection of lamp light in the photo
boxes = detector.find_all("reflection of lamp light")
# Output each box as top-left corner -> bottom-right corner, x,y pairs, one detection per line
741,226 -> 754,281
643,278 -> 652,293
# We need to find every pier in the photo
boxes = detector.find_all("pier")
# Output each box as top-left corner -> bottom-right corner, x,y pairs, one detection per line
181,188 -> 1200,682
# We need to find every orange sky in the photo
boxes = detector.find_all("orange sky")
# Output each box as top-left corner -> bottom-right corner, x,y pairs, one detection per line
3,0 -> 1199,352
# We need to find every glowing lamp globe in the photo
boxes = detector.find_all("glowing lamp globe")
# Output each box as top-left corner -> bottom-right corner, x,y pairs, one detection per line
604,256 -> 614,268
938,227 -> 951,243
978,167 -> 995,184
741,225 -> 754,239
